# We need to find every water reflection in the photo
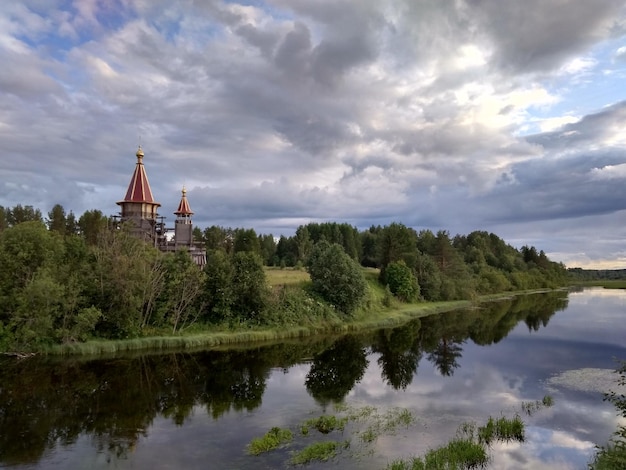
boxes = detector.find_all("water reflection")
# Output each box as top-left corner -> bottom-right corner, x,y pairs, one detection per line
2,290 -> 622,470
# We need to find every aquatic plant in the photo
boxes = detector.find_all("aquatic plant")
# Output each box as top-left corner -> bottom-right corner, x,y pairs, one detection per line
589,360 -> 626,469
290,441 -> 342,464
246,426 -> 293,455
303,415 -> 348,434
478,415 -> 524,445
388,438 -> 488,470
521,394 -> 554,415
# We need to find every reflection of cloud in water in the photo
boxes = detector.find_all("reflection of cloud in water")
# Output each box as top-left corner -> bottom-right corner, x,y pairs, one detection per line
546,367 -> 626,394
345,356 -> 612,469
491,426 -> 595,470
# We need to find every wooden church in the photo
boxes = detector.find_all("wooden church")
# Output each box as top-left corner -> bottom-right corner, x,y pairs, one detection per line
114,146 -> 206,267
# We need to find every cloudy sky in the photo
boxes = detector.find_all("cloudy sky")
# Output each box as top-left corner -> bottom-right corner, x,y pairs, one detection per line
2,0 -> 626,269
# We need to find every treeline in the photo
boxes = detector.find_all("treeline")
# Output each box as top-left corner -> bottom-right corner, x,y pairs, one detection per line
567,267 -> 626,281
0,203 -> 568,351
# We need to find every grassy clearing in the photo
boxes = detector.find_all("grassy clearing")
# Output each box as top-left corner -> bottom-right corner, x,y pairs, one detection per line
265,267 -> 311,286
247,427 -> 293,455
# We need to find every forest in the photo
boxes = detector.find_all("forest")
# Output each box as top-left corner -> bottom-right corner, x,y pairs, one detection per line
0,203 -> 569,351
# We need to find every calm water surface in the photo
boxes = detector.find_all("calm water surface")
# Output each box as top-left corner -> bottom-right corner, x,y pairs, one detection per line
1,288 -> 625,469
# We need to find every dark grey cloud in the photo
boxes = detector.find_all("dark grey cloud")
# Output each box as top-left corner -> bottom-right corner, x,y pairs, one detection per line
526,101 -> 626,150
468,0 -> 625,73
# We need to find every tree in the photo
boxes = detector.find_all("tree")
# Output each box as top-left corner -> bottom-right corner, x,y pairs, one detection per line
275,235 -> 297,267
230,252 -> 268,322
89,228 -> 161,338
202,249 -> 234,322
377,223 -> 418,275
307,241 -> 368,315
6,205 -> 43,226
233,228 -> 260,255
47,204 -> 67,235
160,250 -> 205,333
0,206 -> 8,232
383,260 -> 420,302
203,225 -> 233,253
414,253 -> 441,301
258,234 -> 277,265
78,209 -> 108,245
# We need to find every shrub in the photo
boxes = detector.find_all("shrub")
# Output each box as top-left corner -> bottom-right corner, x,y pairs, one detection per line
383,260 -> 420,302
306,241 -> 367,315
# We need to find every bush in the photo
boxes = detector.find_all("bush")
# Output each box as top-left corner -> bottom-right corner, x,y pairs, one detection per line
307,241 -> 368,315
383,260 -> 420,302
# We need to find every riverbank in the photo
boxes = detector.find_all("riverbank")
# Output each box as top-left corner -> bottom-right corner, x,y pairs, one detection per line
45,289 -> 557,356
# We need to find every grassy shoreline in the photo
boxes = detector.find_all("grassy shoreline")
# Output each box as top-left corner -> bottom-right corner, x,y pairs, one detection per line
45,289 -> 556,357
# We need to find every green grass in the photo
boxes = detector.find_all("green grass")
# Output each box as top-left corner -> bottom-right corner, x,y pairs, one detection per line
265,266 -> 311,286
247,427 -> 293,455
388,438 -> 489,470
478,415 -> 524,445
290,441 -> 343,464
303,415 -> 348,434
388,411 -> 533,470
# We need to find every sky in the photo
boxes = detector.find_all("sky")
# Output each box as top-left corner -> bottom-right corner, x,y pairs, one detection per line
1,0 -> 626,269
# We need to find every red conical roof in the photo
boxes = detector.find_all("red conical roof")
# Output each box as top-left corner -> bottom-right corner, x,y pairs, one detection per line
174,186 -> 194,216
119,146 -> 160,206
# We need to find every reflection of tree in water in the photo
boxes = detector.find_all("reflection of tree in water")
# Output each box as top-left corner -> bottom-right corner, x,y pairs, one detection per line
372,319 -> 422,390
305,336 -> 368,406
0,343 -> 318,466
426,338 -> 464,376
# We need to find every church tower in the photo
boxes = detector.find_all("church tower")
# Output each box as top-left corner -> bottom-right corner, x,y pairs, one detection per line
174,186 -> 193,248
116,146 -> 162,245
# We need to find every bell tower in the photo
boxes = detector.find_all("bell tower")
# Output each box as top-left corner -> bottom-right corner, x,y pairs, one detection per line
174,186 -> 193,248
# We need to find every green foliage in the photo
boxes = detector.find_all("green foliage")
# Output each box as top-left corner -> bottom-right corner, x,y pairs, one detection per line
230,252 -> 269,322
160,250 -> 205,332
378,223 -> 418,273
384,260 -> 420,302
307,241 -> 368,315
233,228 -> 260,255
303,415 -> 348,434
290,441 -> 340,464
247,427 -> 293,455
201,251 -> 268,325
5,204 -> 43,226
478,415 -> 524,445
202,249 -> 234,322
78,209 -> 109,245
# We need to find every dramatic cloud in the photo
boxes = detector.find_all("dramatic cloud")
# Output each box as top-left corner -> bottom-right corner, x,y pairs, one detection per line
1,0 -> 626,268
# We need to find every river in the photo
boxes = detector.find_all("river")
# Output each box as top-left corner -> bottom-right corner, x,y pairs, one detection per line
1,288 -> 624,469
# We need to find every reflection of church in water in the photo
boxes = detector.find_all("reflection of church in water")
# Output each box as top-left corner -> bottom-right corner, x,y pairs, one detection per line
112,146 -> 206,267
